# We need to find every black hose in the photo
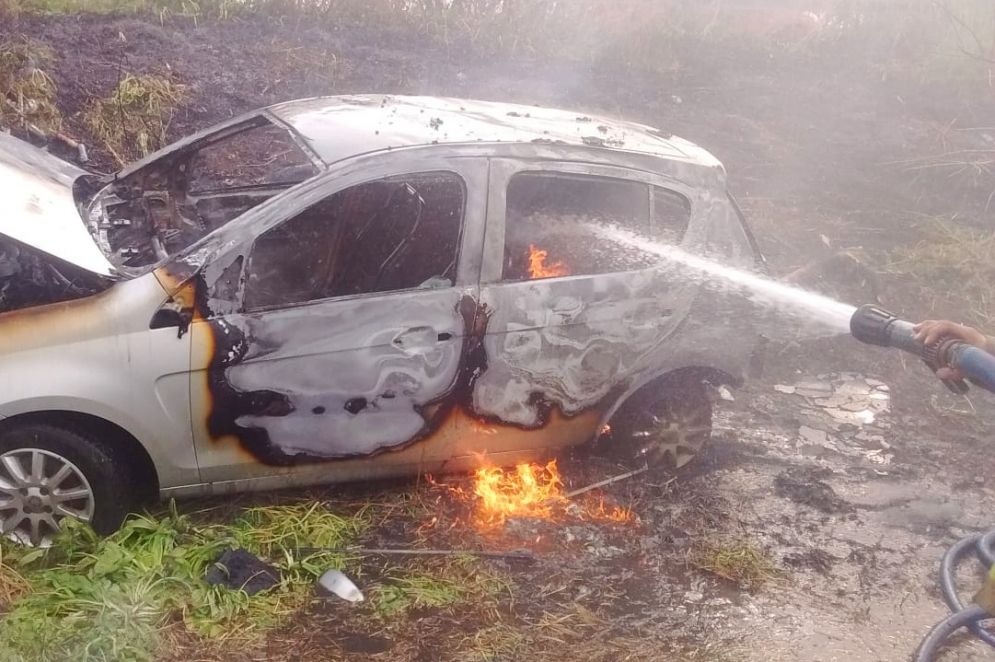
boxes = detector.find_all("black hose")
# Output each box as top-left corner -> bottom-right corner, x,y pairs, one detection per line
913,527 -> 995,661
913,606 -> 990,662
979,530 -> 995,568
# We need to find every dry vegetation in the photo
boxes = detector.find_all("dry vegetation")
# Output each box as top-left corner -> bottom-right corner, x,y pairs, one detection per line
885,216 -> 995,324
0,37 -> 60,136
688,539 -> 784,590
1,0 -> 992,171
84,73 -> 185,166
0,0 -> 993,76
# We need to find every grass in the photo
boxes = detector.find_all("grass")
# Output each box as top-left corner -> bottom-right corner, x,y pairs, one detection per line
687,541 -> 783,591
0,0 -> 991,85
883,216 -> 995,325
460,622 -> 529,661
0,500 -> 368,662
0,546 -> 29,611
369,554 -> 507,621
0,37 -> 61,136
84,73 -> 184,167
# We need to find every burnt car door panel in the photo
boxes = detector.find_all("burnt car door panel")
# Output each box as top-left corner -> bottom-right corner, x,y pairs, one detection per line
188,163 -> 488,483
465,161 -> 699,457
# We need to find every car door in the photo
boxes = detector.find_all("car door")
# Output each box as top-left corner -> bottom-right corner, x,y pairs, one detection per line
464,160 -> 698,460
187,158 -> 488,487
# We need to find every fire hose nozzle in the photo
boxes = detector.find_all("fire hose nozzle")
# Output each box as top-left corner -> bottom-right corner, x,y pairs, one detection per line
849,304 -> 995,395
850,304 -> 924,356
849,304 -> 902,348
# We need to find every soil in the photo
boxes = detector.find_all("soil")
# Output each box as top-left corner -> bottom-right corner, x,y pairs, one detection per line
4,10 -> 995,662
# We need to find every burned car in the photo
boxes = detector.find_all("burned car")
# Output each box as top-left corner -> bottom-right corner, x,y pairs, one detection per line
0,95 -> 763,545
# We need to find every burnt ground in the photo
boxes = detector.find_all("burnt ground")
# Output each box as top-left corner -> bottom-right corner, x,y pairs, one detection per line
5,11 -> 995,662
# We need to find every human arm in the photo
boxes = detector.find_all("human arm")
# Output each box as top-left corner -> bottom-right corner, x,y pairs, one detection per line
912,320 -> 995,380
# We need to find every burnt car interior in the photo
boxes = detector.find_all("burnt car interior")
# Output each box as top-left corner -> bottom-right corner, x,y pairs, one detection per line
83,116 -> 320,270
0,236 -> 111,314
502,172 -> 692,281
243,171 -> 465,311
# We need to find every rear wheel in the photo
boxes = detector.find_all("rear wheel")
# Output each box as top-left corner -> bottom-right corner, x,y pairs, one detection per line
605,379 -> 713,469
0,424 -> 134,546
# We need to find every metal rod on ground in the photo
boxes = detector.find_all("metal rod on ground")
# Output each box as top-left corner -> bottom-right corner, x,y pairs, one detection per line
298,547 -> 535,560
552,464 -> 650,504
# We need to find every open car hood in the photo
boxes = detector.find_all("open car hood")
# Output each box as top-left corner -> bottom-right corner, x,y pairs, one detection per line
0,132 -> 115,276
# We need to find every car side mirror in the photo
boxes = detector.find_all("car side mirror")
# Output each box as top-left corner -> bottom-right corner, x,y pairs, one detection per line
150,300 -> 194,338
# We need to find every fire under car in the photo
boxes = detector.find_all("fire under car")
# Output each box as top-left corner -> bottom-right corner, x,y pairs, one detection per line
0,95 -> 765,545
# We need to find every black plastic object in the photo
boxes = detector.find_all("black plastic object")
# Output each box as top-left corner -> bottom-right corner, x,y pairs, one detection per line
204,548 -> 280,596
849,304 -> 923,355
849,304 -> 899,347
913,527 -> 995,661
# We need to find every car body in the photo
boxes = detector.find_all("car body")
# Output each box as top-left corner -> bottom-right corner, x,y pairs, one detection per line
0,95 -> 764,545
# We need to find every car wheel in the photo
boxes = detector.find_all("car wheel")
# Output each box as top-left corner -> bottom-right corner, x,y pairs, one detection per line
605,379 -> 713,470
0,424 -> 133,546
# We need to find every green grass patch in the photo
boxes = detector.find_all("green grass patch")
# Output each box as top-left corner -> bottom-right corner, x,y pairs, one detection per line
687,541 -> 783,591
369,554 -> 507,621
84,73 -> 184,167
0,501 -> 368,662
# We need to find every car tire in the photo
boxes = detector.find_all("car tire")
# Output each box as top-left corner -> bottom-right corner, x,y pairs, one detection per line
604,379 -> 713,470
0,424 -> 134,546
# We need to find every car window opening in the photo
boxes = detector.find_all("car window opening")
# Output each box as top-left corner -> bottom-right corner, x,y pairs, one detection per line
243,172 -> 464,311
85,118 -> 320,271
502,172 -> 691,282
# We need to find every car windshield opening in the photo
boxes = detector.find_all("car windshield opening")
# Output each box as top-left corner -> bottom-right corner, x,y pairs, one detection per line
83,117 -> 320,271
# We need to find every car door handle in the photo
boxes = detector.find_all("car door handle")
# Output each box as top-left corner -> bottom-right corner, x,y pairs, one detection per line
393,327 -> 453,349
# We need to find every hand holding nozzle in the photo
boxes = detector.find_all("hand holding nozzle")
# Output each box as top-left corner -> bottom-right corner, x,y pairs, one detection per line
912,320 -> 993,381
850,305 -> 995,395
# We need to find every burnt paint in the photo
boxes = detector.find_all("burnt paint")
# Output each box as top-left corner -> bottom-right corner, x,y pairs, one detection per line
196,280 -> 612,467
199,287 -> 493,465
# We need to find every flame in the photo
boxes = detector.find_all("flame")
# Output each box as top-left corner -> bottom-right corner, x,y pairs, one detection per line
432,459 -> 639,529
473,460 -> 565,525
528,244 -> 570,279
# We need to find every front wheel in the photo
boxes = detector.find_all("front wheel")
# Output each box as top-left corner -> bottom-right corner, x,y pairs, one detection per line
603,380 -> 713,470
0,424 -> 134,546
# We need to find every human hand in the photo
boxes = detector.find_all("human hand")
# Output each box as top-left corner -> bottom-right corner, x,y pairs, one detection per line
912,320 -> 988,380
912,319 -> 987,348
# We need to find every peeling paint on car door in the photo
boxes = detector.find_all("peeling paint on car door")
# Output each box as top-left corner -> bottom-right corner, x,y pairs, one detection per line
188,160 -> 488,487
465,160 -> 701,457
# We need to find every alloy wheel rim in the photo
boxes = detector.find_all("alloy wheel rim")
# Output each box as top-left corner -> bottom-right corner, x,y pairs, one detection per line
0,448 -> 95,547
632,402 -> 711,468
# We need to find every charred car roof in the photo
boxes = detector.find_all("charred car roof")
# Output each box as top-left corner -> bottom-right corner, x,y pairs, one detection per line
267,95 -> 724,169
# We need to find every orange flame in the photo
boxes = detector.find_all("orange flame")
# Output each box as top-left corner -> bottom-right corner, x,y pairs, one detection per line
528,244 -> 570,279
473,460 -> 565,525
